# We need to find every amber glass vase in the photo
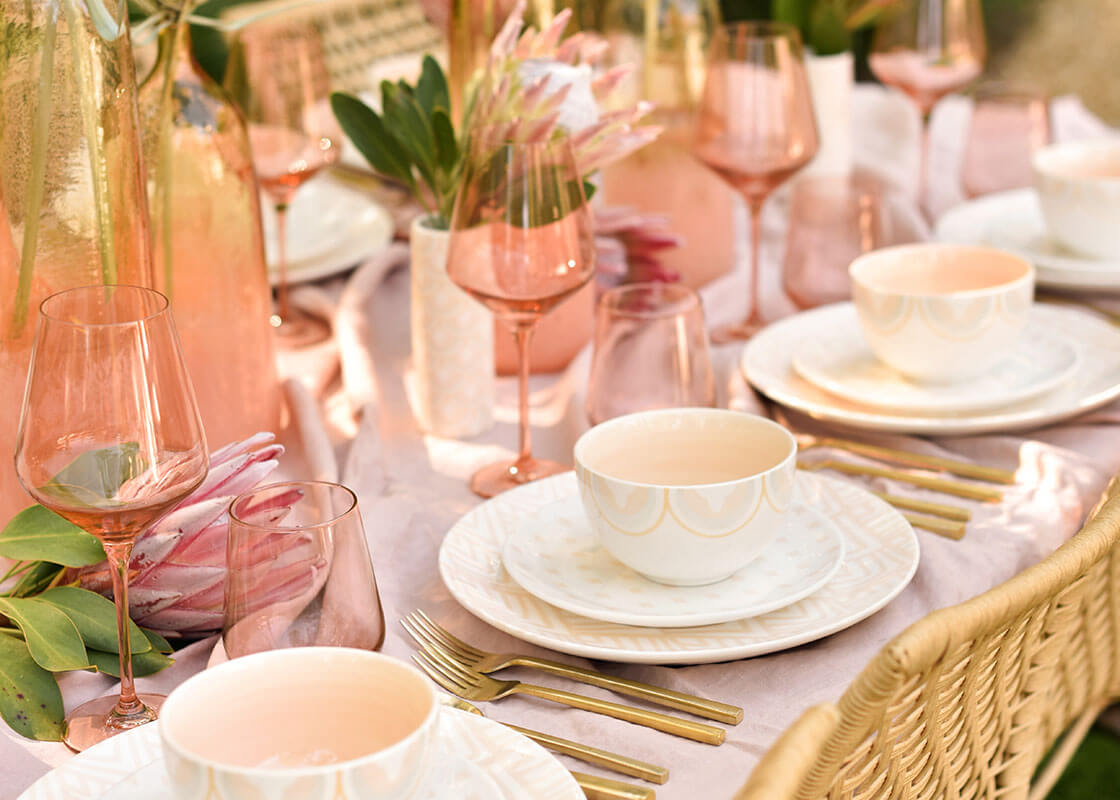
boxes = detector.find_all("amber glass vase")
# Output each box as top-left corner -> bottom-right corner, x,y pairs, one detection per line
0,0 -> 152,525
138,12 -> 282,448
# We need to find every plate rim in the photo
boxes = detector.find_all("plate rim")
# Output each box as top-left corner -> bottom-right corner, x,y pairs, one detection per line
18,709 -> 580,800
789,312 -> 1081,414
742,302 -> 1120,436
439,471 -> 920,665
500,495 -> 846,628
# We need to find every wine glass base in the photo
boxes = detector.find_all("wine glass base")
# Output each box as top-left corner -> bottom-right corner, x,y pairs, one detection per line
470,458 -> 571,498
270,308 -> 331,348
63,693 -> 165,753
710,318 -> 768,344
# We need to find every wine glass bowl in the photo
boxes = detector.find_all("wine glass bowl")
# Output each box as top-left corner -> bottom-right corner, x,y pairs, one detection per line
961,81 -> 1050,199
448,133 -> 595,497
224,21 -> 340,346
694,21 -> 819,342
15,285 -> 208,751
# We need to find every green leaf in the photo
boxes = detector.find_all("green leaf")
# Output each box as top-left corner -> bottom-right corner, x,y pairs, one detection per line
40,442 -> 144,507
808,2 -> 853,55
86,647 -> 172,679
330,92 -> 416,188
0,598 -> 89,672
37,587 -> 149,655
380,82 -> 438,189
431,109 -> 459,174
8,561 -> 64,598
0,633 -> 63,741
772,0 -> 810,34
142,628 -> 173,655
416,54 -> 450,116
0,505 -> 105,566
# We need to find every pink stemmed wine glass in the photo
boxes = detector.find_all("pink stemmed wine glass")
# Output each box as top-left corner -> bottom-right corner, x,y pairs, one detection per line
224,21 -> 340,347
15,286 -> 208,751
961,81 -> 1051,198
447,132 -> 596,498
694,22 -> 819,342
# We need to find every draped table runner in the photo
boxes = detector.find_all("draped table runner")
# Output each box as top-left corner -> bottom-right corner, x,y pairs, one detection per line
4,85 -> 1119,800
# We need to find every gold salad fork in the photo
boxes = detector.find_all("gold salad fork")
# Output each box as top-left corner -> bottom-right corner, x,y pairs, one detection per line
411,647 -> 726,745
403,611 -> 742,724
438,695 -> 666,791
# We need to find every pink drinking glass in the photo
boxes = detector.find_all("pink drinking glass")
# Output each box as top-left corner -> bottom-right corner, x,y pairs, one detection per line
223,481 -> 385,658
782,175 -> 886,310
693,22 -> 819,342
586,282 -> 715,426
961,81 -> 1051,198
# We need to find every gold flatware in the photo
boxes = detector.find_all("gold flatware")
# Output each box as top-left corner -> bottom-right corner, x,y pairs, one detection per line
403,610 -> 742,725
573,772 -> 657,800
438,695 -> 668,784
412,649 -> 726,745
896,511 -> 966,539
796,434 -> 1016,485
798,459 -> 1003,502
872,491 -> 971,521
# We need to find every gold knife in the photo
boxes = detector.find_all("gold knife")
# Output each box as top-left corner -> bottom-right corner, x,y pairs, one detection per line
573,772 -> 656,800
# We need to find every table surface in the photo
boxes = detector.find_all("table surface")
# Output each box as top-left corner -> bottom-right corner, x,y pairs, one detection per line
4,85 -> 1119,800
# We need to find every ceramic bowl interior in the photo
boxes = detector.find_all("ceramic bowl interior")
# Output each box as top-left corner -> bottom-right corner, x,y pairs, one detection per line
850,244 -> 1032,297
1033,140 -> 1120,184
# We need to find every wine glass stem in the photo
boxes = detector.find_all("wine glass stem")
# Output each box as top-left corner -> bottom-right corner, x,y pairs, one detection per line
275,201 -> 291,321
514,322 -> 536,469
746,199 -> 765,328
103,540 -> 143,719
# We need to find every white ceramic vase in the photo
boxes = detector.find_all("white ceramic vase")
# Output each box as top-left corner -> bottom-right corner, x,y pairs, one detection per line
410,216 -> 494,437
802,50 -> 855,178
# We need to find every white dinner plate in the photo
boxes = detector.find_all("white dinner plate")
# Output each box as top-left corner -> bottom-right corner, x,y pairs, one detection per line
440,471 -> 919,665
791,316 -> 1080,414
260,172 -> 394,287
935,189 -> 1120,292
18,709 -> 580,800
743,303 -> 1120,436
501,493 -> 845,628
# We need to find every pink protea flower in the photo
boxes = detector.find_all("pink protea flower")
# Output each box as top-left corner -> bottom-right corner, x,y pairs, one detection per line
595,206 -> 683,286
70,433 -> 285,638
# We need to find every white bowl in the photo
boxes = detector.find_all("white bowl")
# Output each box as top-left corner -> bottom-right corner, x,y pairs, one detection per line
1033,139 -> 1120,260
160,648 -> 438,800
573,408 -> 797,586
849,244 -> 1034,383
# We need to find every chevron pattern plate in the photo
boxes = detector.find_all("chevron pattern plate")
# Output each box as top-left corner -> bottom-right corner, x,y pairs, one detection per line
439,471 -> 920,665
18,709 -> 580,800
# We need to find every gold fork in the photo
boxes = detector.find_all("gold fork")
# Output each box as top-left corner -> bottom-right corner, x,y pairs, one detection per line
411,648 -> 726,745
438,695 -> 667,788
403,611 -> 742,724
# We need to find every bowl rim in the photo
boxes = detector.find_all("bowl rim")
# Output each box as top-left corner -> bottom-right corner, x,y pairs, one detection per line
574,408 -> 797,491
848,243 -> 1034,299
159,647 -> 438,778
1032,138 -> 1120,185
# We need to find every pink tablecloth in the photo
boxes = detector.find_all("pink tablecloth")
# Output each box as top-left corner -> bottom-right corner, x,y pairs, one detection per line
3,85 -> 1119,800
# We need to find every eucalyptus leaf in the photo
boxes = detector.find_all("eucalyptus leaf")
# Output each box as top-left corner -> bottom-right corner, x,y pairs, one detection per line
8,561 -> 64,599
142,628 -> 173,655
40,442 -> 143,506
330,93 -> 416,189
37,587 -> 149,655
0,598 -> 88,672
0,633 -> 63,741
0,505 -> 104,567
86,647 -> 173,678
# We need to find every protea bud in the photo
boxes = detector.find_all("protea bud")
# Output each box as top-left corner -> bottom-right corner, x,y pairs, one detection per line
70,433 -> 285,639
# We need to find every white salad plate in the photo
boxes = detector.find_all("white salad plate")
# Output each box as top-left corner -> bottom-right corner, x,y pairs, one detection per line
501,495 -> 845,628
743,303 -> 1120,436
935,189 -> 1120,292
791,317 -> 1080,414
18,709 -> 580,800
439,471 -> 919,665
260,172 -> 394,287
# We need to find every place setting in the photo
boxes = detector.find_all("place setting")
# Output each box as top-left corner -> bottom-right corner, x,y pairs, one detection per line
743,242 -> 1120,436
439,407 -> 921,665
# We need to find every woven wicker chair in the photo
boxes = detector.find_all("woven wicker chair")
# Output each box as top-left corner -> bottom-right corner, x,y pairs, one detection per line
736,478 -> 1120,800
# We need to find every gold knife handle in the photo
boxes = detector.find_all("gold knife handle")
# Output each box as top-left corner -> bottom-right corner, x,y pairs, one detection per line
511,655 -> 742,725
872,491 -> 971,521
517,683 -> 726,745
807,460 -> 1002,502
508,724 -> 668,783
899,511 -> 966,539
817,437 -> 1016,485
572,772 -> 656,800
